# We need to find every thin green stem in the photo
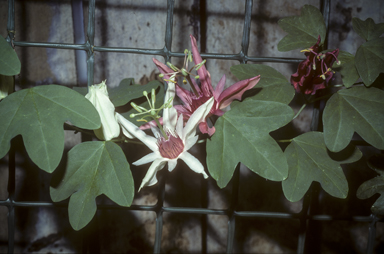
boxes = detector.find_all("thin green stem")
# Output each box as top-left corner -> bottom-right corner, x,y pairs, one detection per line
186,75 -> 199,96
277,139 -> 292,143
154,117 -> 168,140
293,104 -> 307,120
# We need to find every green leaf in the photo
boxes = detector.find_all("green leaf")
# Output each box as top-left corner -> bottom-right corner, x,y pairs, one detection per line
282,132 -> 362,202
110,79 -> 162,107
277,5 -> 326,52
352,18 -> 384,41
120,81 -> 165,127
207,98 -> 293,188
355,38 -> 384,86
332,51 -> 359,88
0,85 -> 101,172
0,36 -> 21,76
230,64 -> 295,104
323,86 -> 384,152
357,176 -> 384,215
50,141 -> 134,230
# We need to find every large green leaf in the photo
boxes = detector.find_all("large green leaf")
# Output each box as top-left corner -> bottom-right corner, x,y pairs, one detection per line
277,5 -> 326,52
323,86 -> 384,152
0,36 -> 21,76
207,98 -> 293,188
332,51 -> 359,88
50,141 -> 134,230
352,18 -> 384,41
230,64 -> 295,104
282,132 -> 362,202
357,176 -> 384,215
355,38 -> 384,86
0,85 -> 101,172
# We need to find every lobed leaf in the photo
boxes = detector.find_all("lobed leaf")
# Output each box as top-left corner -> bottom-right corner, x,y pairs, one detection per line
332,50 -> 359,88
50,141 -> 134,230
0,85 -> 101,172
207,98 -> 293,188
357,176 -> 384,215
230,64 -> 295,104
0,36 -> 21,76
282,132 -> 362,202
355,38 -> 384,86
277,5 -> 326,52
323,86 -> 384,152
352,18 -> 384,41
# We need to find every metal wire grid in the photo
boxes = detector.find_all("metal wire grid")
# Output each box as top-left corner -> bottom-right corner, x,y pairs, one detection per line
1,0 -> 382,253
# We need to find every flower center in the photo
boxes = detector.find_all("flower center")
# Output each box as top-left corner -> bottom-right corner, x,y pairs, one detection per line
158,133 -> 184,159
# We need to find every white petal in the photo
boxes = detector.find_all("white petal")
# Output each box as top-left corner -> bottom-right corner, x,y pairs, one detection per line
179,152 -> 208,179
133,151 -> 161,166
116,113 -> 158,151
182,97 -> 214,140
175,113 -> 184,136
163,81 -> 178,131
184,135 -> 199,151
85,81 -> 120,141
167,159 -> 177,172
139,158 -> 167,191
150,121 -> 162,138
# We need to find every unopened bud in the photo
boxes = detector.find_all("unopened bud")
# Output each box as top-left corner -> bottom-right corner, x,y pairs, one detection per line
159,73 -> 164,78
143,90 -> 148,97
194,75 -> 200,79
130,113 -> 136,118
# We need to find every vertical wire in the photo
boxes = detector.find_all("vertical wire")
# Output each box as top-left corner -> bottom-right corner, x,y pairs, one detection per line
153,177 -> 166,254
366,214 -> 378,254
71,0 -> 88,86
240,0 -> 253,64
300,1 -> 331,253
153,2 -> 175,251
86,0 -> 96,87
226,164 -> 240,254
6,1 -> 16,253
164,0 -> 175,63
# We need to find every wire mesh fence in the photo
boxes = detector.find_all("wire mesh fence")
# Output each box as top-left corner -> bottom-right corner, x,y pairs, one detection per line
1,0 -> 383,253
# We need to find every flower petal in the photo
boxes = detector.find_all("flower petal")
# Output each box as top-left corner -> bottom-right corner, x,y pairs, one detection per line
179,152 -> 208,179
185,135 -> 199,151
139,158 -> 167,191
213,74 -> 226,100
190,35 -> 213,97
116,113 -> 158,151
168,159 -> 177,172
153,58 -> 174,80
182,97 -> 214,140
198,121 -> 215,136
163,81 -> 178,131
176,113 -> 184,135
175,84 -> 193,111
133,151 -> 161,166
218,75 -> 260,109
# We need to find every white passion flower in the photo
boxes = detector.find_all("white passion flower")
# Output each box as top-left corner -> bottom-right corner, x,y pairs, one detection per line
116,81 -> 214,191
85,80 -> 121,141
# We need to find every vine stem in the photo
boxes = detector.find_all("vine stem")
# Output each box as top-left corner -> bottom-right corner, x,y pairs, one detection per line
293,104 -> 307,120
